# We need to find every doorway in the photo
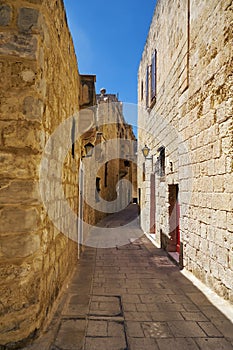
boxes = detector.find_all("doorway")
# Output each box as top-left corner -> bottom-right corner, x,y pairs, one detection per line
168,184 -> 180,253
150,174 -> 156,233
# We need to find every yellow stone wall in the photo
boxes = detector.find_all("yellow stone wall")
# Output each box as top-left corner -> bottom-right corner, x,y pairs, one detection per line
0,0 -> 80,345
138,0 -> 232,301
81,98 -> 137,239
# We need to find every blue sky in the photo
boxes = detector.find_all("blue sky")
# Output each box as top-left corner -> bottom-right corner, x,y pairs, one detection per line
63,0 -> 156,113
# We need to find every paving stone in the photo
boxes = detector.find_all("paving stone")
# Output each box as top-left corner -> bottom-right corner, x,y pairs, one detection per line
84,336 -> 126,350
201,305 -> 227,319
142,321 -> 173,338
128,337 -> 159,350
122,294 -> 141,303
150,311 -> 183,321
124,311 -> 153,321
107,321 -> 125,337
139,294 -> 171,303
125,321 -> 144,337
182,303 -> 200,312
123,303 -> 137,311
186,292 -> 212,306
168,320 -> 207,337
90,298 -> 121,316
62,294 -> 90,317
136,303 -> 148,312
181,311 -> 208,321
21,208 -> 233,349
86,320 -> 108,337
156,337 -> 199,350
210,318 -> 233,340
54,320 -> 86,350
169,294 -> 193,304
145,303 -> 160,312
195,338 -> 233,349
198,321 -> 224,337
158,302 -> 186,312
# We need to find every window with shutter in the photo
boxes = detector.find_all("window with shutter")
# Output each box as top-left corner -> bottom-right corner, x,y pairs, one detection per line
151,50 -> 157,101
146,66 -> 149,107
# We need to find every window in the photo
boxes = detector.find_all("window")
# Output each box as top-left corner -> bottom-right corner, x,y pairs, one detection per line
145,65 -> 149,107
104,162 -> 108,187
158,146 -> 165,177
96,177 -> 101,192
143,162 -> 146,182
151,50 -> 157,101
71,117 -> 75,158
95,177 -> 101,202
141,80 -> 144,101
145,49 -> 157,108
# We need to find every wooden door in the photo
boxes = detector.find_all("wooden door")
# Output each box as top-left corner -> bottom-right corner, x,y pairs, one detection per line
168,184 -> 180,252
150,174 -> 156,233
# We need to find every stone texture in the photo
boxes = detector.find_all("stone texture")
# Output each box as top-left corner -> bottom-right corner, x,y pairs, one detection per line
19,209 -> 233,350
138,0 -> 232,302
0,0 -> 80,346
18,7 -> 39,33
0,5 -> 11,26
0,33 -> 38,59
54,320 -> 86,350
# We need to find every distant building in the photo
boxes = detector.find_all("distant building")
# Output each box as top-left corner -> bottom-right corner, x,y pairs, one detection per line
80,88 -> 137,242
138,0 -> 232,301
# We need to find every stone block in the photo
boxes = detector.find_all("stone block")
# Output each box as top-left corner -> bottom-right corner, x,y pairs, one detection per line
0,5 -> 11,26
86,320 -> 108,337
23,96 -> 43,121
0,232 -> 40,259
18,7 -> 39,33
195,338 -> 233,350
0,207 -> 39,234
142,321 -> 173,338
198,322 -> 223,337
85,336 -> 126,350
0,153 -> 40,179
227,212 -> 233,232
54,319 -> 86,350
157,338 -> 199,350
0,180 -> 39,205
1,120 -> 44,151
0,33 -> 37,59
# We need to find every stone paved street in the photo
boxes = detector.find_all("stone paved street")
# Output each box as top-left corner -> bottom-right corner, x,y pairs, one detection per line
24,205 -> 233,350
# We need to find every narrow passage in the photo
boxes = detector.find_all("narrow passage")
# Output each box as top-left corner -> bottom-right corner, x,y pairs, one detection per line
24,205 -> 233,350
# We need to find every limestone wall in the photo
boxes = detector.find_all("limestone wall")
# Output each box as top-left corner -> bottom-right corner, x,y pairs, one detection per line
0,0 -> 80,346
81,97 -> 137,233
138,0 -> 233,301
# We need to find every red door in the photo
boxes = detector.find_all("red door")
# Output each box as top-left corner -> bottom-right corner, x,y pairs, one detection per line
176,203 -> 180,253
150,174 -> 156,233
168,184 -> 180,253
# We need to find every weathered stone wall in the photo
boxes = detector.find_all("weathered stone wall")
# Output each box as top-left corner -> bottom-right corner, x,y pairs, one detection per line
0,0 -> 80,346
138,0 -> 232,301
81,95 -> 137,235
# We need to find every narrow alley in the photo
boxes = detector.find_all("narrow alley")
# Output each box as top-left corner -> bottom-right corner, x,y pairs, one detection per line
23,205 -> 233,350
0,1 -> 232,348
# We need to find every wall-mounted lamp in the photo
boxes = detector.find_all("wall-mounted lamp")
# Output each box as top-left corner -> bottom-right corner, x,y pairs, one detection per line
142,144 -> 153,160
84,142 -> 94,158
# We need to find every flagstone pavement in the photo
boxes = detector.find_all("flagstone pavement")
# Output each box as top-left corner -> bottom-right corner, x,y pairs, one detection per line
23,204 -> 233,350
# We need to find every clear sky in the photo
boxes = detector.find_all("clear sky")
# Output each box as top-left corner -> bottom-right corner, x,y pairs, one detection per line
63,0 -> 157,109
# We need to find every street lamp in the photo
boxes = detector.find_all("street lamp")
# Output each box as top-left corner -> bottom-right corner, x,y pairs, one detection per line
142,145 -> 153,160
84,142 -> 94,157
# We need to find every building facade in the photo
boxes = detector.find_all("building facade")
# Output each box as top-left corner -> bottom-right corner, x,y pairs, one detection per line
79,89 -> 137,246
0,1 -> 137,346
0,0 -> 82,345
138,0 -> 232,301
